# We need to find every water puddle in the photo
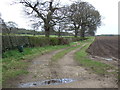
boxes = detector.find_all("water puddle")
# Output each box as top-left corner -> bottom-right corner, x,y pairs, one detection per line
91,56 -> 113,61
19,78 -> 75,88
105,58 -> 113,61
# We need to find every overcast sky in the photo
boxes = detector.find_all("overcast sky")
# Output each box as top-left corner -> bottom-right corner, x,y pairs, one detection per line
0,0 -> 119,35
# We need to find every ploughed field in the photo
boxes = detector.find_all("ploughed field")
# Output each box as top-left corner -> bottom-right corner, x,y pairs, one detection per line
87,36 -> 119,60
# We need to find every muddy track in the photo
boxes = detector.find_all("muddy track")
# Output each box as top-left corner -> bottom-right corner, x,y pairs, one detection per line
49,44 -> 87,79
37,43 -> 117,88
7,48 -> 67,88
9,43 -> 117,88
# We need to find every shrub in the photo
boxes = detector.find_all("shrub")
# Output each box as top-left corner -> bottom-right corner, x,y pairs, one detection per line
58,38 -> 70,45
49,38 -> 59,46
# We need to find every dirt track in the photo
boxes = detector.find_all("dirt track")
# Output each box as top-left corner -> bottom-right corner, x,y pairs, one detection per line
9,43 -> 117,88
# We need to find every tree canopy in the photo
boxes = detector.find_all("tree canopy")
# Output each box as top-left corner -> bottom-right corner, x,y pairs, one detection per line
60,1 -> 101,37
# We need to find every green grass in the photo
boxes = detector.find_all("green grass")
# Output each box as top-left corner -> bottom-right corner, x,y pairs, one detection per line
2,45 -> 69,84
51,37 -> 93,61
51,42 -> 84,61
74,37 -> 117,75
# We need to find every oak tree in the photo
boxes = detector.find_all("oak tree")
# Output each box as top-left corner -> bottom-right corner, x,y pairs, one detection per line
18,0 -> 60,37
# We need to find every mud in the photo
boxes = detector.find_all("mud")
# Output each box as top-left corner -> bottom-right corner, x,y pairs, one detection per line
89,55 -> 118,68
87,36 -> 118,60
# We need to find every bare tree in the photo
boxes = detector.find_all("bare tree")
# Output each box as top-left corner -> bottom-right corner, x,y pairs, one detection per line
61,3 -> 81,37
31,21 -> 41,36
53,7 -> 68,37
64,1 -> 101,38
5,21 -> 18,35
76,1 -> 101,38
54,21 -> 66,37
18,0 -> 60,37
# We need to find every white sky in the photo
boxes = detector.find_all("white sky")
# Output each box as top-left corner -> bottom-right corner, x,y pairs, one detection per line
0,0 -> 119,35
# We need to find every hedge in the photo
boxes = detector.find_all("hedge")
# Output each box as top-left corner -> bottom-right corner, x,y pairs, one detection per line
2,36 -> 86,52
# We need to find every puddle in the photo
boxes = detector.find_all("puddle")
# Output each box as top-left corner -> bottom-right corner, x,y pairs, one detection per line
105,58 -> 113,61
19,78 -> 75,88
91,56 -> 113,61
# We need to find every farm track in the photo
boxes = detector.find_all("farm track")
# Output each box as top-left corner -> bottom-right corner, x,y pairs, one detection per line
48,44 -> 87,80
6,42 -> 117,88
5,38 -> 118,88
6,48 -> 67,88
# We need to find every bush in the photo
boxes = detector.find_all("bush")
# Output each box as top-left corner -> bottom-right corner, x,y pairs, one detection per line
28,37 -> 50,47
49,38 -> 59,46
80,37 -> 89,41
58,38 -> 70,45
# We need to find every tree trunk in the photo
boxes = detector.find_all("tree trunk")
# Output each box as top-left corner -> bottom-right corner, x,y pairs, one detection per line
80,30 -> 85,38
44,24 -> 50,37
80,26 -> 85,38
58,29 -> 61,37
58,26 -> 62,37
45,30 -> 50,37
74,28 -> 78,37
33,30 -> 36,36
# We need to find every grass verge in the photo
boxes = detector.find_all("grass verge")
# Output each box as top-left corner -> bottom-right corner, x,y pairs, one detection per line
2,45 -> 69,85
51,42 -> 84,61
74,37 -> 117,76
51,37 -> 92,61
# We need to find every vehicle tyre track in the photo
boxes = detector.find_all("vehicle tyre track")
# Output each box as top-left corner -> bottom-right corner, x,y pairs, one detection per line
13,43 -> 117,88
37,43 -> 117,88
7,48 -> 68,88
49,44 -> 87,79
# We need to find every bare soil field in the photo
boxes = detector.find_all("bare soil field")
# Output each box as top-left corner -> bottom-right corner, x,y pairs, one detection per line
87,36 -> 119,61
